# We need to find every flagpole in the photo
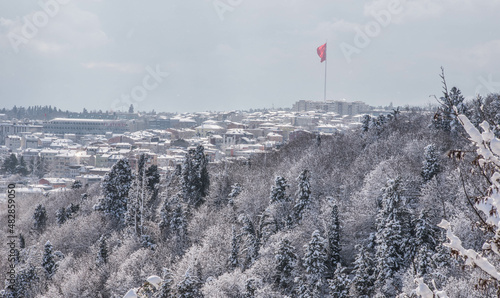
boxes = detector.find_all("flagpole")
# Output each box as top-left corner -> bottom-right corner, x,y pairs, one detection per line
324,42 -> 327,101
323,39 -> 328,101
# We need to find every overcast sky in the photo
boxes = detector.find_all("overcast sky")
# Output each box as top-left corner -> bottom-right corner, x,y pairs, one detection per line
1,0 -> 499,113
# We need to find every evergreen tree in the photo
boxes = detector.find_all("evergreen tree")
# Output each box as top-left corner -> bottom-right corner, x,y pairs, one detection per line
56,207 -> 68,225
303,230 -> 328,293
243,279 -> 257,298
421,144 -> 440,182
328,264 -> 350,298
66,203 -> 80,219
293,170 -> 311,222
159,195 -> 173,239
96,158 -> 133,222
1,153 -> 18,174
239,214 -> 260,269
270,176 -> 290,204
16,156 -> 28,176
195,145 -> 210,198
228,225 -> 240,269
146,164 -> 161,201
128,104 -> 134,114
433,70 -> 467,133
430,230 -> 452,287
413,210 -> 437,253
274,238 -> 297,290
315,133 -> 321,146
295,277 -> 313,298
42,241 -> 57,278
19,234 -> 25,249
170,198 -> 188,254
4,265 -> 39,298
176,270 -> 201,298
327,204 -> 341,270
181,145 -> 210,207
228,183 -> 242,206
375,178 -> 406,295
414,246 -> 435,279
156,268 -> 175,298
71,180 -> 83,189
361,114 -> 371,132
96,235 -> 108,266
412,210 -> 438,278
350,245 -> 374,297
33,204 -> 47,231
258,208 -> 279,243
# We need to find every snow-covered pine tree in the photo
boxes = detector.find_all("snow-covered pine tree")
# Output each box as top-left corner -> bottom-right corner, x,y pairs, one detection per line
404,210 -> 440,281
3,265 -> 39,298
42,241 -> 57,278
432,70 -> 467,133
146,164 -> 161,202
159,195 -> 173,239
295,277 -> 313,298
316,133 -> 321,146
243,278 -> 257,298
1,153 -> 15,174
33,204 -> 47,231
274,238 -> 298,291
328,264 -> 350,298
181,145 -> 210,207
19,234 -> 25,249
448,87 -> 467,132
413,210 -> 437,252
361,115 -> 371,132
96,235 -> 108,266
421,144 -> 440,182
65,203 -> 80,219
71,180 -> 83,189
56,207 -> 68,225
258,208 -> 278,244
239,214 -> 260,269
176,270 -> 202,298
228,183 -> 242,206
270,176 -> 290,204
327,204 -> 341,271
96,158 -> 133,222
170,198 -> 188,254
375,178 -> 406,295
156,268 -> 175,298
293,170 -> 311,223
195,145 -> 210,198
228,225 -> 240,270
430,230 -> 453,287
350,244 -> 375,298
16,156 -> 28,176
303,230 -> 328,293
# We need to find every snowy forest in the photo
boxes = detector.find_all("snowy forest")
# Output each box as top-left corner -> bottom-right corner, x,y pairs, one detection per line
4,79 -> 500,297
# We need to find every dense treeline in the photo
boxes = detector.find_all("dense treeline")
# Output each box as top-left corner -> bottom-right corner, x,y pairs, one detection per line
0,105 -> 67,120
0,105 -> 120,120
2,88 -> 500,296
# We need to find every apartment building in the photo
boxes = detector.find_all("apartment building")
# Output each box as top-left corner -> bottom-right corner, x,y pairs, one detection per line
43,118 -> 129,135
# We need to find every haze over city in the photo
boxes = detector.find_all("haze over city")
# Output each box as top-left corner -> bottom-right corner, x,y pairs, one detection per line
1,0 -> 499,113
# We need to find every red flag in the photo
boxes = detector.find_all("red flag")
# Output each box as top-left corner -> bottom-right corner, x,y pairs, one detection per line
317,43 -> 326,62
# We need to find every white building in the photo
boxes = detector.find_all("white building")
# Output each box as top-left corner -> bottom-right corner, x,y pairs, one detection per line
5,135 -> 21,151
43,118 -> 128,135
